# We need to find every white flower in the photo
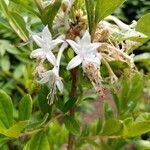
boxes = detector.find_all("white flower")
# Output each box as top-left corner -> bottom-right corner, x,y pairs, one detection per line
38,66 -> 63,105
37,43 -> 68,93
38,67 -> 63,93
66,31 -> 101,70
30,26 -> 63,65
36,43 -> 68,104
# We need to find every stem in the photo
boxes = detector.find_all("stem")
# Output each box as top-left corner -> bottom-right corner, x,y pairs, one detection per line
67,68 -> 78,150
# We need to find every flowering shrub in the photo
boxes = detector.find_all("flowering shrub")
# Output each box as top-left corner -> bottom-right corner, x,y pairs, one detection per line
0,0 -> 150,149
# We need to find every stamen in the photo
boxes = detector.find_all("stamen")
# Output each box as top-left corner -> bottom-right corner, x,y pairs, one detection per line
47,82 -> 57,105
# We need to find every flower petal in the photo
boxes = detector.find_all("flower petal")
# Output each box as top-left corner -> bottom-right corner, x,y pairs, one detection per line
38,70 -> 53,84
46,51 -> 57,65
87,43 -> 101,53
56,78 -> 64,93
38,77 -> 49,84
84,53 -> 101,67
66,40 -> 80,54
42,26 -> 52,42
50,39 -> 64,50
67,55 -> 82,70
30,48 -> 44,58
32,35 -> 43,47
81,31 -> 91,46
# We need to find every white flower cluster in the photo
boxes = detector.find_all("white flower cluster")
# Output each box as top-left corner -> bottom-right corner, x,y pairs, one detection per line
31,26 -> 102,104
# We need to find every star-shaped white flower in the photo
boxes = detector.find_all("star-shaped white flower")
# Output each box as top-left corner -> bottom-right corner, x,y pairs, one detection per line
30,26 -> 63,65
38,67 -> 63,93
37,43 -> 68,93
36,43 -> 68,104
38,66 -> 63,105
66,31 -> 101,70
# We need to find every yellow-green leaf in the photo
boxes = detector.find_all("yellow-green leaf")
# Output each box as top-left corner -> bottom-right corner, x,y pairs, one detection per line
8,12 -> 29,41
0,121 -> 28,138
0,90 -> 13,128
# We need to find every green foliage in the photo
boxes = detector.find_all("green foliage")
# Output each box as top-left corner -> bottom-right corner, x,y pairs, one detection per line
0,55 -> 10,72
38,85 -> 53,115
0,0 -> 149,149
0,121 -> 28,138
85,0 -> 126,34
63,97 -> 77,113
64,115 -> 80,135
111,73 -> 143,116
0,90 -> 13,128
0,0 -> 29,41
95,0 -> 126,24
103,102 -> 113,119
41,0 -> 61,29
85,0 -> 95,34
101,119 -> 123,136
124,121 -> 150,138
136,13 -> 150,37
8,12 -> 29,42
24,130 -> 50,150
19,94 -> 32,121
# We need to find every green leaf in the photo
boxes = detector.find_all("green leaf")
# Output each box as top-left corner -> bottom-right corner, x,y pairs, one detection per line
96,119 -> 103,134
85,0 -> 95,34
64,115 -> 80,135
26,113 -> 49,130
111,90 -> 120,114
103,102 -> 113,119
0,122 -> 26,138
99,140 -> 111,150
0,90 -> 13,128
126,74 -> 143,103
124,121 -> 150,138
109,60 -> 129,71
101,119 -> 123,136
135,113 -> 150,122
19,94 -> 32,121
25,130 -> 50,150
63,97 -> 77,113
0,0 -> 9,18
34,0 -> 43,13
41,0 -> 61,28
0,121 -> 28,138
82,90 -> 97,101
136,13 -> 150,37
119,79 -> 128,108
8,12 -> 29,41
38,85 -> 52,115
123,117 -> 133,127
134,53 -> 150,62
119,73 -> 143,114
0,40 -> 20,55
0,136 -> 9,147
128,139 -> 150,149
13,64 -> 26,79
11,0 -> 40,18
0,55 -> 10,72
95,0 -> 126,24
